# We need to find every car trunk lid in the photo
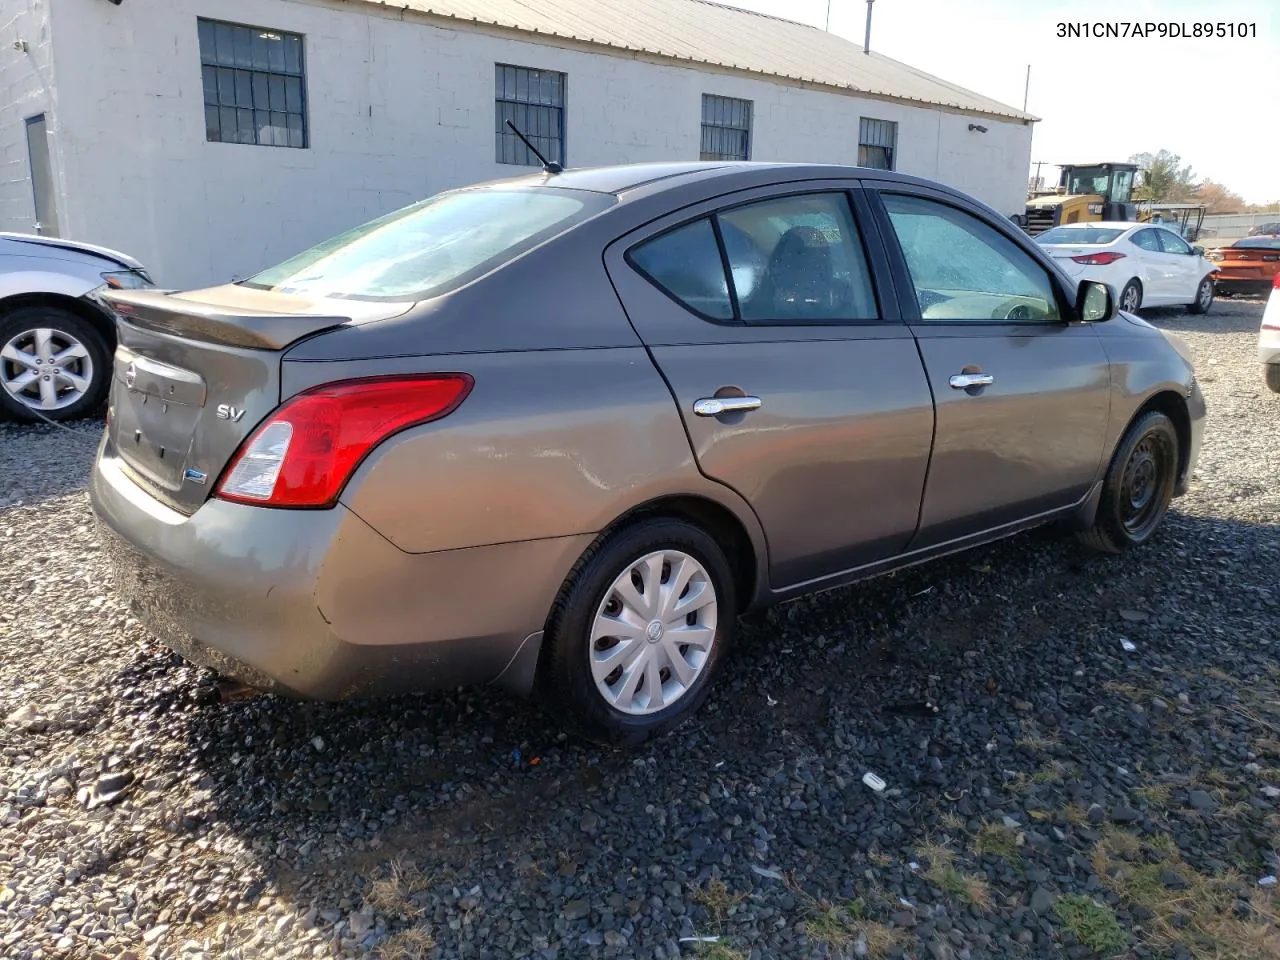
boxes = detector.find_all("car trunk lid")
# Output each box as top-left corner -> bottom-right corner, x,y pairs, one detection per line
101,285 -> 410,515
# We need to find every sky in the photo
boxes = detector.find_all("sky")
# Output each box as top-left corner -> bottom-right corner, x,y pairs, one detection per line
732,0 -> 1279,204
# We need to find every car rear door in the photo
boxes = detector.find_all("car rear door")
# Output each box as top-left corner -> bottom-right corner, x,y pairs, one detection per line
1129,228 -> 1172,302
866,183 -> 1110,549
604,183 -> 934,590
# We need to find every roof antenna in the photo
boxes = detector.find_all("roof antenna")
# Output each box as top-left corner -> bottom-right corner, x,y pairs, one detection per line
504,119 -> 563,174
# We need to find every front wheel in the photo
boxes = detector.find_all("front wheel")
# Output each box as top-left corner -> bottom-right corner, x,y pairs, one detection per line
1118,279 -> 1143,313
1186,276 -> 1214,314
1077,410 -> 1179,554
539,518 -> 736,745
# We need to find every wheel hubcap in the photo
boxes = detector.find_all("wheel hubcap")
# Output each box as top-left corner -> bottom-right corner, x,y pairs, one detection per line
589,549 -> 718,716
1119,435 -> 1170,538
1,327 -> 94,411
1199,281 -> 1212,307
1123,287 -> 1139,311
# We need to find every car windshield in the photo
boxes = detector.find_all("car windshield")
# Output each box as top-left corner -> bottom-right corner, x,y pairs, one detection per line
242,187 -> 613,301
1036,227 -> 1125,245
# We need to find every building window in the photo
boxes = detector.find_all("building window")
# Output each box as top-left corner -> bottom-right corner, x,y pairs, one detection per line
858,118 -> 896,170
495,64 -> 565,166
701,95 -> 752,161
198,19 -> 307,148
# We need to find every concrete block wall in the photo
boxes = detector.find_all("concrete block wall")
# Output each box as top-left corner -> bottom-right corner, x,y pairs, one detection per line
21,0 -> 1032,288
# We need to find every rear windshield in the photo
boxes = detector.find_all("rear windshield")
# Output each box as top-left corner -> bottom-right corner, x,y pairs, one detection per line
1235,237 -> 1280,250
242,187 -> 614,301
1035,226 -> 1125,245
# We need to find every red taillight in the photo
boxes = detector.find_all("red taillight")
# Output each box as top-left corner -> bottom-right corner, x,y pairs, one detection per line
215,374 -> 473,508
1071,251 -> 1127,265
1274,271 -> 1280,290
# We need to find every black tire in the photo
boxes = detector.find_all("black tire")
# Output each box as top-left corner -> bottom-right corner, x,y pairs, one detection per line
1266,364 -> 1280,394
1185,276 -> 1214,314
1076,410 -> 1179,554
539,518 -> 737,746
1118,279 -> 1143,313
0,306 -> 112,422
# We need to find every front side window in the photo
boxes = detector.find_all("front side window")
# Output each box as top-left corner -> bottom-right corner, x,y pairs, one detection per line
1156,229 -> 1192,255
700,95 -> 752,161
198,19 -> 307,148
883,193 -> 1059,322
495,65 -> 565,166
243,188 -> 611,301
858,118 -> 897,171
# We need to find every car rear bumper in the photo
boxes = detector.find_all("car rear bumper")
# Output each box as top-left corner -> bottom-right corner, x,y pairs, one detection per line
1213,276 -> 1272,296
1260,321 -> 1280,366
90,448 -> 589,699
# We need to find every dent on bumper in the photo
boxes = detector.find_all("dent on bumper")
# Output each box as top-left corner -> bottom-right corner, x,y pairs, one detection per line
91,454 -> 591,699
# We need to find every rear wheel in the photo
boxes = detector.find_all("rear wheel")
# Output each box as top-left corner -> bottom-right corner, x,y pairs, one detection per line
1266,364 -> 1280,394
0,306 -> 111,422
1119,279 -> 1143,313
1077,410 -> 1179,554
540,518 -> 736,745
1186,276 -> 1214,314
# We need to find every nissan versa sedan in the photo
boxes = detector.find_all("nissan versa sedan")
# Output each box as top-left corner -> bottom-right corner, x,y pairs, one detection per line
91,163 -> 1205,744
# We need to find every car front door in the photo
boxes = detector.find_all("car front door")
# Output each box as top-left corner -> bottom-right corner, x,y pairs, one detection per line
1153,227 -> 1201,302
869,186 -> 1111,550
605,185 -> 935,589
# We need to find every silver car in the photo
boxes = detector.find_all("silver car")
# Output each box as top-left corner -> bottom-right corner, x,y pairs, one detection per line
0,233 -> 153,421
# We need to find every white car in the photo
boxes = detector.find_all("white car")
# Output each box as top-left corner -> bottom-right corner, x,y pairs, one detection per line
1261,270 -> 1280,393
0,233 -> 153,421
1035,221 -> 1217,315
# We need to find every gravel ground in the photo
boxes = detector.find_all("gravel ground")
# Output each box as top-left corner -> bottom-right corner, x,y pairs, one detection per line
2,298 -> 1278,960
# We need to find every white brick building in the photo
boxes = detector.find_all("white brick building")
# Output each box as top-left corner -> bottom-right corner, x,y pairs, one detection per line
1,0 -> 1035,289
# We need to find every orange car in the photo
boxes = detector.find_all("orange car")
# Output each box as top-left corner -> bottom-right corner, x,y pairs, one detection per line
1209,237 -> 1280,296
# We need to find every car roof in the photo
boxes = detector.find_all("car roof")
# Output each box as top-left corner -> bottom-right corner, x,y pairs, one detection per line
482,161 -> 940,198
1049,221 -> 1142,230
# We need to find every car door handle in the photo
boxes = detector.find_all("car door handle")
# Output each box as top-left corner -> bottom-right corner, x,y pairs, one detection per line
693,396 -> 763,417
949,373 -> 994,390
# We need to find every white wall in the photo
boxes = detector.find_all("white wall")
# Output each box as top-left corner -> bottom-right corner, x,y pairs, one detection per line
0,0 -> 57,234
42,0 -> 1033,288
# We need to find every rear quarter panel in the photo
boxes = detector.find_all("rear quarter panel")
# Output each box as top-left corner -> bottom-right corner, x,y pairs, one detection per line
283,348 -> 768,564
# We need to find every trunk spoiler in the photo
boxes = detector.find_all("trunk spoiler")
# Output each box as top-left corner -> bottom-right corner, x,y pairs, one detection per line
101,289 -> 351,350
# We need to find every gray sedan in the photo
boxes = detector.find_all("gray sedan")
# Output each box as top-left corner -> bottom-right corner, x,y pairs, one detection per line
90,162 -> 1204,744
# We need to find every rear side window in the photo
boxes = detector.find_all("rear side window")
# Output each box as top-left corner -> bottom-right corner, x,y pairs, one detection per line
629,218 -> 733,320
718,193 -> 877,322
629,192 -> 879,324
243,187 -> 613,301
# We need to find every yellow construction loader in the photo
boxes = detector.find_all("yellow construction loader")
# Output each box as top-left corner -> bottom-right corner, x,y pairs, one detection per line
1024,162 -> 1140,235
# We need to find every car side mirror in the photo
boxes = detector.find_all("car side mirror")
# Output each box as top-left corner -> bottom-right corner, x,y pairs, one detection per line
1191,245 -> 1205,257
1076,280 -> 1114,322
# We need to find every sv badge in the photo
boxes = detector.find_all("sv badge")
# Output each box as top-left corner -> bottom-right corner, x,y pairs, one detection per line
215,404 -> 245,422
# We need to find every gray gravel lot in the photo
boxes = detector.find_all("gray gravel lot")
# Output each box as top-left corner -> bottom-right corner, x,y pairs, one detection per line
2,298 -> 1278,960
